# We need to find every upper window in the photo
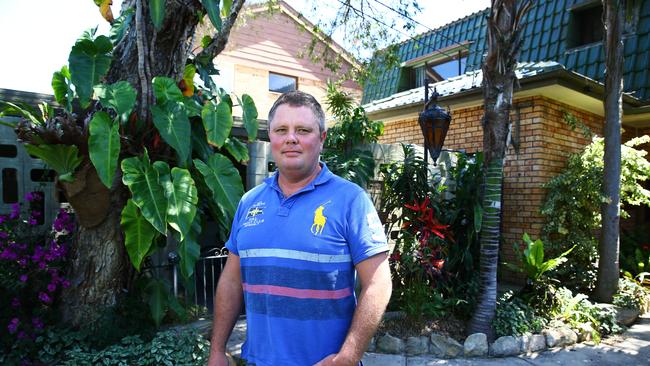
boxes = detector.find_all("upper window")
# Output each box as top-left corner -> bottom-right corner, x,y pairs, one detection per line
568,3 -> 603,48
269,72 -> 297,93
414,57 -> 467,86
398,51 -> 468,92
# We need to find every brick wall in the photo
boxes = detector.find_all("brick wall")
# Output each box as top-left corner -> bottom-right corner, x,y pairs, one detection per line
377,96 -> 605,283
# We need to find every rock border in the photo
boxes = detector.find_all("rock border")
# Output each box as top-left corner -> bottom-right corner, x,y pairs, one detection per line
369,307 -> 641,358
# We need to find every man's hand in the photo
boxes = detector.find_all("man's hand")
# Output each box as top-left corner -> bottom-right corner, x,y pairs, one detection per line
207,351 -> 235,366
313,353 -> 357,366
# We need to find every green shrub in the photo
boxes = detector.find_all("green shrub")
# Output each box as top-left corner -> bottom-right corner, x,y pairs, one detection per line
552,287 -> 622,342
494,291 -> 547,337
541,135 -> 650,293
613,276 -> 650,312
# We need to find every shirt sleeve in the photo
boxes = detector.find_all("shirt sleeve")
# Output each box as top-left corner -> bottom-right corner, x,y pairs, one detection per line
346,190 -> 389,265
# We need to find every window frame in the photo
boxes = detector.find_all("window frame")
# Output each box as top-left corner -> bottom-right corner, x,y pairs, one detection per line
268,72 -> 298,94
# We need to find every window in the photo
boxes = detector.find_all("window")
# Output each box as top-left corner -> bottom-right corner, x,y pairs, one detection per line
269,72 -> 297,93
414,57 -> 468,86
568,3 -> 603,48
398,53 -> 468,92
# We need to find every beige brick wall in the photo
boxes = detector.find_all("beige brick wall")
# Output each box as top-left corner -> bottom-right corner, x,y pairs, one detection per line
377,96 -> 605,283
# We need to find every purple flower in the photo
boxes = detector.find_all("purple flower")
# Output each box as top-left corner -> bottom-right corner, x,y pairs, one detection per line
28,218 -> 38,226
32,317 -> 44,330
19,274 -> 28,282
38,292 -> 51,303
1,248 -> 17,260
8,318 -> 19,334
47,283 -> 56,292
31,210 -> 42,217
10,203 -> 20,219
38,261 -> 46,269
18,258 -> 27,267
62,280 -> 71,288
25,192 -> 42,202
0,215 -> 5,224
0,231 -> 8,239
11,297 -> 20,308
17,331 -> 28,340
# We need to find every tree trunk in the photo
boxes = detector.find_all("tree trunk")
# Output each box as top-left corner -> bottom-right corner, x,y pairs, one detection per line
61,178 -> 132,327
468,0 -> 531,340
59,0 -> 245,327
595,0 -> 624,303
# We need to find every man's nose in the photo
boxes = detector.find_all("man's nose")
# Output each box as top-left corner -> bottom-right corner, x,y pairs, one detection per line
285,130 -> 298,143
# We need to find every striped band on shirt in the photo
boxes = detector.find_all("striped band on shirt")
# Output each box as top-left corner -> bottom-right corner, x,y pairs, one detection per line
239,248 -> 352,263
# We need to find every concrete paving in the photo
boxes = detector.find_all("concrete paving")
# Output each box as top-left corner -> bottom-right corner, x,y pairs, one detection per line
223,314 -> 650,365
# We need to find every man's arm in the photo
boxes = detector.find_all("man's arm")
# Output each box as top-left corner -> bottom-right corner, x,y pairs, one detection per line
207,252 -> 244,366
315,252 -> 392,366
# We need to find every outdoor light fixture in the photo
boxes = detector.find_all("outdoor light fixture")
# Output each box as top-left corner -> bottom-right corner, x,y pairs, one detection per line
418,80 -> 451,166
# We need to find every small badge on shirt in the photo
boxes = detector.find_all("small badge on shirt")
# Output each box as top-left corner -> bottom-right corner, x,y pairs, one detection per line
243,201 -> 265,227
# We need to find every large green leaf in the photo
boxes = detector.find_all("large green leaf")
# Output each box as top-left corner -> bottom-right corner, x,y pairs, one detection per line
109,7 -> 134,44
121,152 -> 168,235
224,137 -> 249,163
240,94 -> 258,141
221,0 -> 233,16
178,236 -> 200,280
155,163 -> 197,241
202,0 -> 222,31
121,199 -> 157,271
191,120 -> 213,162
94,81 -> 137,123
68,36 -> 113,108
194,153 -> 243,224
145,278 -> 168,327
151,102 -> 191,163
201,100 -> 232,148
152,76 -> 183,104
24,144 -> 83,183
89,111 -> 120,188
51,66 -> 73,112
149,0 -> 166,31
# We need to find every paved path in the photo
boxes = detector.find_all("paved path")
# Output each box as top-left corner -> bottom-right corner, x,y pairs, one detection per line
224,314 -> 650,366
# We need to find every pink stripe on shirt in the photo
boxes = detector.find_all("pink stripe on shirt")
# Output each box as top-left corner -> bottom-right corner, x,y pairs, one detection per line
243,283 -> 353,300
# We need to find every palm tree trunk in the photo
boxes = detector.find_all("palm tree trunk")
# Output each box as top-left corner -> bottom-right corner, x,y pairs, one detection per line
595,0 -> 624,303
468,0 -> 531,340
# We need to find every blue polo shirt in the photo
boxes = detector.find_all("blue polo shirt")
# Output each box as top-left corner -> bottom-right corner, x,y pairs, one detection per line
225,163 -> 388,366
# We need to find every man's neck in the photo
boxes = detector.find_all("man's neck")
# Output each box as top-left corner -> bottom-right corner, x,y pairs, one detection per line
277,164 -> 322,197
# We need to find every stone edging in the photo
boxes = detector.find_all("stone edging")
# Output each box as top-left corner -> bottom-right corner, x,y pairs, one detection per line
369,306 -> 642,358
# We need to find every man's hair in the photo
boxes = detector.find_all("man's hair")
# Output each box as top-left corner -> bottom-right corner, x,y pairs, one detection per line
268,90 -> 326,133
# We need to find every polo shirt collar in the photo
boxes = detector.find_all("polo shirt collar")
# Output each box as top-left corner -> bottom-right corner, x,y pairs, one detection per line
264,161 -> 334,193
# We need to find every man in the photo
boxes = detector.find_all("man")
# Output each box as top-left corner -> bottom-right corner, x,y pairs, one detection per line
207,91 -> 391,366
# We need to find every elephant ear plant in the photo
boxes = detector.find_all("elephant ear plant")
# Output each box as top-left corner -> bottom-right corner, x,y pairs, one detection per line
2,1 -> 257,327
504,233 -> 574,314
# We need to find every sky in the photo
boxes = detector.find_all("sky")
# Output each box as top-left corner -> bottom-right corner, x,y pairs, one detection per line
0,0 -> 489,94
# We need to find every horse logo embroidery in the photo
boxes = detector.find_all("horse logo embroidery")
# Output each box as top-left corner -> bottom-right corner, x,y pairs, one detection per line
311,205 -> 327,235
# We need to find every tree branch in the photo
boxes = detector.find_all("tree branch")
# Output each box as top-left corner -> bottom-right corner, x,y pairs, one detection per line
196,0 -> 246,61
135,0 -> 150,122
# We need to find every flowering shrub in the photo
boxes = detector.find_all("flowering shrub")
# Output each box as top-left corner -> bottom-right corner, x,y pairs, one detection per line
0,192 -> 75,362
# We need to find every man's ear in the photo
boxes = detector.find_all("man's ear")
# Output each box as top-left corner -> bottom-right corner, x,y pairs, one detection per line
320,130 -> 327,144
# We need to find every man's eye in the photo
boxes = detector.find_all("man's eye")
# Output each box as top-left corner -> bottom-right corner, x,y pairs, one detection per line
275,128 -> 286,133
298,128 -> 311,134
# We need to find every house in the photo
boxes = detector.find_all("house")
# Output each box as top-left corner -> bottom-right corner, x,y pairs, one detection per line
194,0 -> 362,125
361,0 -> 650,272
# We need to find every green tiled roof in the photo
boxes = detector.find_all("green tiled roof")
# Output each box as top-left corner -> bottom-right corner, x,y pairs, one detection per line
363,0 -> 650,104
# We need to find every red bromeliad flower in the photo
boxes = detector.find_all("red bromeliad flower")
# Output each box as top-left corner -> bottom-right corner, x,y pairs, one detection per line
404,197 -> 452,242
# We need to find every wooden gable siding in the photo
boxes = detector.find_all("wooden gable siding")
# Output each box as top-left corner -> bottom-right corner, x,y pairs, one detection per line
220,11 -> 357,89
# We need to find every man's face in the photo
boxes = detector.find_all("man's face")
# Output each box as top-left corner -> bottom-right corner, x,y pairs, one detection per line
269,104 -> 326,181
